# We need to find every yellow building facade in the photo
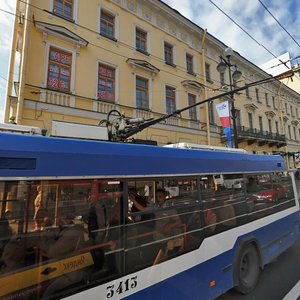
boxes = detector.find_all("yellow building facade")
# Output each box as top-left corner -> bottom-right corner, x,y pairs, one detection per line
5,0 -> 300,165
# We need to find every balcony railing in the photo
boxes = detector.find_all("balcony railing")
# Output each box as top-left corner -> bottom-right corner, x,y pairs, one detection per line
236,126 -> 286,142
220,125 -> 286,147
40,90 -> 75,107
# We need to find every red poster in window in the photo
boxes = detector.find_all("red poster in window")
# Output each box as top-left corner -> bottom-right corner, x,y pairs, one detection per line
106,92 -> 113,101
61,68 -> 70,76
98,90 -> 106,99
49,64 -> 59,73
61,54 -> 71,65
107,69 -> 113,78
51,51 -> 60,62
48,77 -> 58,88
99,79 -> 106,87
99,66 -> 107,76
59,80 -> 65,89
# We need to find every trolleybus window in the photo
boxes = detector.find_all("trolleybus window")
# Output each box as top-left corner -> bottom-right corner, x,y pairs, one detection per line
0,177 -> 297,299
0,179 -> 124,300
246,173 -> 295,221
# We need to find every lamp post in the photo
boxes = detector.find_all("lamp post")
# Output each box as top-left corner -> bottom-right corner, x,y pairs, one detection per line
217,47 -> 242,149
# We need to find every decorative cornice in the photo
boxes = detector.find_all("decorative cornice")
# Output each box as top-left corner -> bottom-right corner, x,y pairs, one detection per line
291,120 -> 299,126
265,110 -> 276,118
244,103 -> 258,111
126,58 -> 160,75
181,80 -> 204,91
34,21 -> 88,47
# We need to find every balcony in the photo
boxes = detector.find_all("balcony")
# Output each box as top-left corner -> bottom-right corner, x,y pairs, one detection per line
221,126 -> 286,148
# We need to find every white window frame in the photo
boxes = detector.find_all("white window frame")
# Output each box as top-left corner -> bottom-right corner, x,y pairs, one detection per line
134,73 -> 152,110
187,92 -> 198,120
134,24 -> 151,55
185,50 -> 196,74
205,62 -> 213,83
164,83 -> 178,114
95,59 -> 119,104
163,40 -> 176,66
98,5 -> 120,41
49,0 -> 79,23
43,42 -> 76,94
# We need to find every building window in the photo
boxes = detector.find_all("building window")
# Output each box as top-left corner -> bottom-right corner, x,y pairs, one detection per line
98,63 -> 115,102
53,0 -> 73,20
272,96 -> 276,109
220,73 -> 225,87
248,112 -> 253,130
47,47 -> 72,92
285,103 -> 288,114
288,125 -> 291,139
205,63 -> 212,82
136,28 -> 147,54
265,93 -> 269,106
166,86 -> 176,114
186,53 -> 194,74
275,121 -> 279,134
290,105 -> 294,117
136,76 -> 148,109
296,107 -> 299,118
100,9 -> 115,40
293,127 -> 296,140
259,116 -> 263,132
208,101 -> 214,124
245,84 -> 250,98
164,42 -> 174,66
188,93 -> 197,120
255,88 -> 260,103
268,119 -> 272,133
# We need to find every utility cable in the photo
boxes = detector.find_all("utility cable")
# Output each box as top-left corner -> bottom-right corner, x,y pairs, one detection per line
208,0 -> 289,69
258,0 -> 300,49
0,5 -> 296,105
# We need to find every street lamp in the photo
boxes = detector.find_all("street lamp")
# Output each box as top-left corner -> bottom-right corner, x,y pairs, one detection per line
217,47 -> 242,148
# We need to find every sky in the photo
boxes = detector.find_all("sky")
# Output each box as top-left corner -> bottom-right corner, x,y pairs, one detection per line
1,0 -> 300,122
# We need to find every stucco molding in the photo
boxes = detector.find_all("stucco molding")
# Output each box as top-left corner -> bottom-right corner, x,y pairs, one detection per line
34,21 -> 88,47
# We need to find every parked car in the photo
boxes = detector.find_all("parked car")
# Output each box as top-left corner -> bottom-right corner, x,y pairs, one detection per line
249,183 -> 288,202
214,174 -> 244,190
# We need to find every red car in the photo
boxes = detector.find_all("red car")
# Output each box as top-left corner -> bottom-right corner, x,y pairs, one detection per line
249,183 -> 288,202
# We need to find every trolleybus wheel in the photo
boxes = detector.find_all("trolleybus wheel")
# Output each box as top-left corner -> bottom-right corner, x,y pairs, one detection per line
234,244 -> 260,294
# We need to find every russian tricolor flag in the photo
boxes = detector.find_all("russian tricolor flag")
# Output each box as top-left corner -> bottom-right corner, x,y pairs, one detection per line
216,101 -> 233,148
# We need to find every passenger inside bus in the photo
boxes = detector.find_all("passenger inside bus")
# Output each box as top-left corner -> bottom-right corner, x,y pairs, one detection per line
0,217 -> 13,257
246,177 -> 258,193
37,213 -> 87,297
186,200 -> 217,250
0,239 -> 26,274
214,191 -> 236,232
33,185 -> 45,231
153,189 -> 183,265
87,198 -> 107,243
128,188 -> 155,226
38,213 -> 85,257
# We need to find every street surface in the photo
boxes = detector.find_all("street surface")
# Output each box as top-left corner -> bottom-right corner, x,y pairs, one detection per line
217,238 -> 300,300
217,179 -> 300,300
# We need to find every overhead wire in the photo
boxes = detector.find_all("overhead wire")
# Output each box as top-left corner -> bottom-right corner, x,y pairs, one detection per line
208,0 -> 290,71
0,3 -> 297,108
258,0 -> 300,49
15,0 -> 289,90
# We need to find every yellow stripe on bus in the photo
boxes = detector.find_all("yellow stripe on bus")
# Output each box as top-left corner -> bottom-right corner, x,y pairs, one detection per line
0,252 -> 94,297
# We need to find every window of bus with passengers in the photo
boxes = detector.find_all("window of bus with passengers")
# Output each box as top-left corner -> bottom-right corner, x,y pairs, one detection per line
125,177 -> 200,273
0,179 -> 124,300
245,172 -> 295,221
